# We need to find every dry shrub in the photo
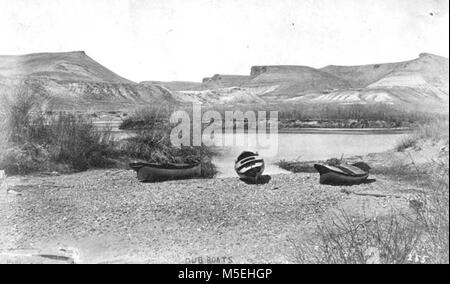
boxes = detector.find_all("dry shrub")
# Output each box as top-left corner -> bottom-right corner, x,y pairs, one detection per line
122,130 -> 218,178
119,104 -> 218,178
293,159 -> 449,264
0,86 -> 116,174
293,209 -> 422,264
415,118 -> 449,141
395,118 -> 449,152
411,160 -> 449,263
119,103 -> 175,130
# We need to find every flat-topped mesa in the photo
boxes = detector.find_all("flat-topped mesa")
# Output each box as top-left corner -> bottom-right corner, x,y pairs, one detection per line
250,65 -> 315,78
202,74 -> 221,83
0,51 -> 177,109
202,74 -> 249,82
418,52 -> 445,59
201,74 -> 251,88
0,50 -> 133,84
0,50 -> 447,110
0,50 -> 87,59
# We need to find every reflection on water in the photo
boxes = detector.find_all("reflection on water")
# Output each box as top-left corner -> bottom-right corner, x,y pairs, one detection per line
213,132 -> 407,178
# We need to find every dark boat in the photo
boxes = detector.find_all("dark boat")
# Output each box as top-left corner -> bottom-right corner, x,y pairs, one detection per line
129,162 -> 201,182
234,151 -> 265,182
314,162 -> 370,185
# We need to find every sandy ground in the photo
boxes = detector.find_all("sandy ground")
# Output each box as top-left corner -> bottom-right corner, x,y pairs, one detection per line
0,169 -> 418,264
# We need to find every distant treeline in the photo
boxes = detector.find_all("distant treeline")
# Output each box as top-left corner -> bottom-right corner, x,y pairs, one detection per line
120,102 -> 447,130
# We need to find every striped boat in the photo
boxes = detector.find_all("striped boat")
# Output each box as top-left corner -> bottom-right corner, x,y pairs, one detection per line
234,151 -> 265,182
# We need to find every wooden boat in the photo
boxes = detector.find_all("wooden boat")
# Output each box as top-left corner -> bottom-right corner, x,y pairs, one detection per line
314,162 -> 370,185
129,161 -> 201,182
234,151 -> 265,182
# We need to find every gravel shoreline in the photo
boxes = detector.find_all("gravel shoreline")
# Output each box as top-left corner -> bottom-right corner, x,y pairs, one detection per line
1,170 -> 415,263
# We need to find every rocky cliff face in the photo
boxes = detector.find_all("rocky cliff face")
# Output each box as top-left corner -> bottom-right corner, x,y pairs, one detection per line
176,53 -> 449,110
201,74 -> 251,88
244,65 -> 352,96
250,65 -> 315,78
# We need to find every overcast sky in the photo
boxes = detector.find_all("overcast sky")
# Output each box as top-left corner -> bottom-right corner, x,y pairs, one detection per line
0,0 -> 448,82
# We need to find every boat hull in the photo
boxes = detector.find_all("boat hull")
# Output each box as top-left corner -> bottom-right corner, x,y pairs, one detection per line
314,163 -> 369,185
234,151 -> 265,182
130,162 -> 201,182
236,161 -> 265,181
319,171 -> 369,185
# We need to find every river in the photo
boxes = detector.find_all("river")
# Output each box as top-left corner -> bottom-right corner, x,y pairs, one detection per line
212,130 -> 409,177
93,121 -> 409,178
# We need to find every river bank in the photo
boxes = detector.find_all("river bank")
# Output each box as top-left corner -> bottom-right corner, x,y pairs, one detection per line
1,169 -> 419,264
0,114 -> 447,263
277,128 -> 449,175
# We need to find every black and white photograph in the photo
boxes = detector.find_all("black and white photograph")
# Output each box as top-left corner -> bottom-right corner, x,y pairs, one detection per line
0,0 -> 448,266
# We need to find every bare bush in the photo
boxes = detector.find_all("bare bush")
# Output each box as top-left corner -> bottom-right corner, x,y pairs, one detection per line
395,118 -> 449,152
0,86 -> 117,174
119,104 -> 218,178
119,103 -> 175,130
411,160 -> 449,263
123,130 -> 218,178
293,209 -> 422,264
293,158 -> 449,264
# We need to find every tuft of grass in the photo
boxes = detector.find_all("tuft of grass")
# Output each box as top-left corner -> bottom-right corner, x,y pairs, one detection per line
292,158 -> 449,264
415,118 -> 450,141
0,113 -> 117,174
1,86 -> 38,143
0,88 -> 219,179
395,136 -> 419,152
370,159 -> 431,187
411,160 -> 449,263
0,142 -> 51,175
395,118 -> 449,152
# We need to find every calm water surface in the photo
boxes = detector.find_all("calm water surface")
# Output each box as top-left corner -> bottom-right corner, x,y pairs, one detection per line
213,132 -> 408,177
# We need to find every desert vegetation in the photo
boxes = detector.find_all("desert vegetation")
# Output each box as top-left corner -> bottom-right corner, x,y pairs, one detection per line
208,103 -> 443,129
0,87 -> 117,174
395,118 -> 449,152
286,118 -> 449,263
122,130 -> 217,178
119,103 -> 175,130
293,157 -> 448,264
120,102 -> 444,131
0,87 -> 217,177
292,210 -> 423,264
